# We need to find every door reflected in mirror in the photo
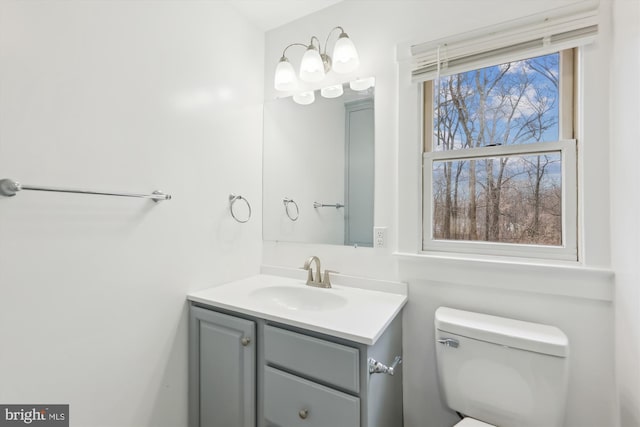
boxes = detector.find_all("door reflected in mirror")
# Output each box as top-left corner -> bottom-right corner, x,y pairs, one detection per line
263,83 -> 374,246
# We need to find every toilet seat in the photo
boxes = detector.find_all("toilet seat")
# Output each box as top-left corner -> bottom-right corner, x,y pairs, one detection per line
453,417 -> 496,427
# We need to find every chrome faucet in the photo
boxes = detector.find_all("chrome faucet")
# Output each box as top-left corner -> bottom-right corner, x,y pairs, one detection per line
302,256 -> 336,288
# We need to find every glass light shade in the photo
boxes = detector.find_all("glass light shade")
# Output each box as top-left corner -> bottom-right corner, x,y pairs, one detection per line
332,35 -> 359,74
293,91 -> 315,105
299,47 -> 326,82
350,76 -> 375,91
321,84 -> 344,99
274,58 -> 297,91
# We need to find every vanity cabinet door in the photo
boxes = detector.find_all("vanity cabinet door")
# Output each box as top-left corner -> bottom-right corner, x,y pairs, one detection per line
189,306 -> 255,427
264,366 -> 360,427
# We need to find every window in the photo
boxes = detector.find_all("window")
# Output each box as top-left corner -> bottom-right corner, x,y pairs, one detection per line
422,50 -> 577,260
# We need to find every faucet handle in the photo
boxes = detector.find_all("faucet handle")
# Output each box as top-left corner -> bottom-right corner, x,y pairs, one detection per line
300,265 -> 315,284
321,270 -> 339,287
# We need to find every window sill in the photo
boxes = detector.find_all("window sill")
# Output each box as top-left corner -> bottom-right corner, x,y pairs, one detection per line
394,251 -> 614,301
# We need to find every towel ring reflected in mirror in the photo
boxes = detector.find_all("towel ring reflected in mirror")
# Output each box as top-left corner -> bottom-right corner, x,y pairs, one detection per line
229,194 -> 251,223
283,197 -> 299,221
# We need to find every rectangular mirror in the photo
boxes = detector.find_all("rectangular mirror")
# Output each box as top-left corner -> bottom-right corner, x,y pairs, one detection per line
263,83 -> 375,246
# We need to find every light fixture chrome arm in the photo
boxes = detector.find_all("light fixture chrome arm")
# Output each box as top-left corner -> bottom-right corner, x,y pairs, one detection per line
309,36 -> 321,50
280,42 -> 308,61
322,26 -> 345,56
280,30 -> 345,59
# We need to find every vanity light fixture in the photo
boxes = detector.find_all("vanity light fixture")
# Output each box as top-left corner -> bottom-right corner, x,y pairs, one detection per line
293,77 -> 375,105
273,59 -> 297,91
274,26 -> 360,93
292,91 -> 315,105
349,76 -> 375,91
320,84 -> 344,99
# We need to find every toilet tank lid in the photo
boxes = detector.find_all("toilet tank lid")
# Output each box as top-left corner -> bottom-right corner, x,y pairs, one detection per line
435,307 -> 568,357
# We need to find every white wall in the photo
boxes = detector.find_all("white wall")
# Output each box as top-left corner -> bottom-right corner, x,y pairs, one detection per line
0,1 -> 263,426
264,1 -> 618,426
610,0 -> 640,425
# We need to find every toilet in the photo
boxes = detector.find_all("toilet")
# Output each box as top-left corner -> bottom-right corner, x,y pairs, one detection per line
434,307 -> 569,427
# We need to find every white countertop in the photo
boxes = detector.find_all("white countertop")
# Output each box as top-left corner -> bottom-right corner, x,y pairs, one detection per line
187,272 -> 407,345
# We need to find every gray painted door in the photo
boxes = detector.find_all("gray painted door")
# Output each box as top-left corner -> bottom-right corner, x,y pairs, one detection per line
190,306 -> 255,427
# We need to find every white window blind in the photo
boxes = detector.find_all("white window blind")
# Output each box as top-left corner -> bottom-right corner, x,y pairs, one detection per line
411,2 -> 598,82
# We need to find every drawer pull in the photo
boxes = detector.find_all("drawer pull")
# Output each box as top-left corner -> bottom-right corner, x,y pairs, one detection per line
240,337 -> 251,347
298,409 -> 309,419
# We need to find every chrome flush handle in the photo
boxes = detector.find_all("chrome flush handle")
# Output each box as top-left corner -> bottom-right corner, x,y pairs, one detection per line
437,338 -> 459,348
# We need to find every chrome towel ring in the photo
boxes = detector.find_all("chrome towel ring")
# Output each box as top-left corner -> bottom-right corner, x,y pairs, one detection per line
229,194 -> 251,223
283,197 -> 299,221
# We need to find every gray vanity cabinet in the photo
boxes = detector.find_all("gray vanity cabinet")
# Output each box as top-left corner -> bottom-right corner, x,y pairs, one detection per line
189,303 -> 403,427
189,306 -> 256,427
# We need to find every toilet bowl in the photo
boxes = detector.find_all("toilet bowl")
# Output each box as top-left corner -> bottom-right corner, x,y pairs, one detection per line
454,417 -> 496,427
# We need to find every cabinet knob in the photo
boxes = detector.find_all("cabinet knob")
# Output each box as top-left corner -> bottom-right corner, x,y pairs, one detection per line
240,337 -> 251,347
298,409 -> 309,419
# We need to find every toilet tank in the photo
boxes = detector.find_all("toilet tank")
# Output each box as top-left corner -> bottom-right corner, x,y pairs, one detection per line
434,307 -> 569,427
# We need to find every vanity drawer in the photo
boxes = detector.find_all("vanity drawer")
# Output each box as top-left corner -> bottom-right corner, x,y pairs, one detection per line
264,325 -> 360,393
264,366 -> 360,427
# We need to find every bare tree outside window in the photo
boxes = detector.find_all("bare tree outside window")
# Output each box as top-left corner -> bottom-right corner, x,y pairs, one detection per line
430,53 -> 563,245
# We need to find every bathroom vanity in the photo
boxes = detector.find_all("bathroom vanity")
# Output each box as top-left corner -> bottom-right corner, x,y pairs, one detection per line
187,270 -> 406,427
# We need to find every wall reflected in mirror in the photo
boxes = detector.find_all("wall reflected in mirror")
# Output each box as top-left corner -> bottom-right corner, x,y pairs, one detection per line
263,83 -> 374,246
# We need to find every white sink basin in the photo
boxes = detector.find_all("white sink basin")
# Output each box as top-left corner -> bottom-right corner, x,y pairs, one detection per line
249,285 -> 348,311
188,273 -> 407,344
